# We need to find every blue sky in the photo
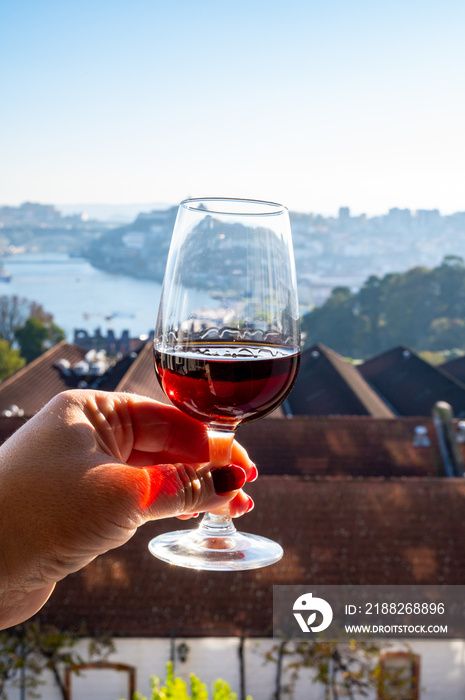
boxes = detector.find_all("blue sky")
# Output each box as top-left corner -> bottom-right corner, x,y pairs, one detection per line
1,0 -> 464,215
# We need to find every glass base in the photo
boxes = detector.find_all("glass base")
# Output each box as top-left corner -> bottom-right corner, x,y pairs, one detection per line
148,528 -> 284,571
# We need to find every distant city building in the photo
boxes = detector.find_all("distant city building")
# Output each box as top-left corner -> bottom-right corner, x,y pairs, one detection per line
387,207 -> 412,228
415,208 -> 441,229
3,200 -> 465,315
73,328 -> 149,356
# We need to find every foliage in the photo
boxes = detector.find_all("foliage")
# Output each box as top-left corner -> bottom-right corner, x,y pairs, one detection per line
265,640 -> 386,700
0,621 -> 114,700
14,316 -> 65,363
0,338 -> 25,380
0,295 -> 65,372
0,629 -> 29,700
302,256 -> 465,359
419,348 -> 465,366
0,296 -> 52,345
122,661 -> 250,700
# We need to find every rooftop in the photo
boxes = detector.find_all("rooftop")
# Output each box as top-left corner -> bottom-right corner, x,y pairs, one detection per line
359,345 -> 465,417
238,415 -> 441,477
287,344 -> 395,417
440,353 -> 465,384
0,340 -> 463,638
0,340 -> 87,416
35,477 -> 465,637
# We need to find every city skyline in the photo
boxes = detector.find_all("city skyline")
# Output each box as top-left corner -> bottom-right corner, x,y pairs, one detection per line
2,199 -> 464,223
1,0 -> 464,217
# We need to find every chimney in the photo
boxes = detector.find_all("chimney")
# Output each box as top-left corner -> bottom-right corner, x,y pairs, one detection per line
432,401 -> 464,477
412,425 -> 431,447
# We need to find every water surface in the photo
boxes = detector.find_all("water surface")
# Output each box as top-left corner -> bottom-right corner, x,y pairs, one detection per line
2,252 -> 162,341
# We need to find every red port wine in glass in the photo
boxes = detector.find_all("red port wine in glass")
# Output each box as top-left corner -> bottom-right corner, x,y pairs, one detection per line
154,345 -> 299,428
149,197 -> 300,570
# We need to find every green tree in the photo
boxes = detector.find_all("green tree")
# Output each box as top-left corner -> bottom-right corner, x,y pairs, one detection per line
302,257 -> 465,358
379,267 -> 438,349
0,295 -> 64,371
0,296 -> 55,345
427,317 -> 465,351
0,338 -> 25,380
431,256 -> 465,319
0,621 -> 114,700
125,662 -> 250,700
0,630 -> 26,699
265,640 -> 409,700
302,287 -> 367,357
15,317 -> 65,364
356,275 -> 384,355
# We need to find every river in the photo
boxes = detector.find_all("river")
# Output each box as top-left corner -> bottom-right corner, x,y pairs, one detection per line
1,252 -> 162,341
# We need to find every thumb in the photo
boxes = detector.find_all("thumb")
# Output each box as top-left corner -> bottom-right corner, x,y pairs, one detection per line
136,462 -> 247,521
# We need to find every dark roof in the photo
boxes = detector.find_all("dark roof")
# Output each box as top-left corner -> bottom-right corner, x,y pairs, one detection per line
0,341 -> 87,415
95,342 -> 147,392
237,415 -> 441,477
114,340 -> 170,404
0,340 -> 165,415
35,477 -> 465,637
359,345 -> 465,417
287,344 -> 394,417
440,354 -> 465,384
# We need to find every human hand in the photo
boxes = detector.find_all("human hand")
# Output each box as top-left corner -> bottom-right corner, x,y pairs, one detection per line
0,390 -> 256,629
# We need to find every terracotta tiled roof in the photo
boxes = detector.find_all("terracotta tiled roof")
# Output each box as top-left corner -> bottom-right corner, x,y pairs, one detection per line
0,340 -> 167,415
0,416 -> 27,443
0,341 -> 87,416
237,416 -> 441,477
0,414 -> 443,478
0,344 -> 460,638
287,344 -> 394,417
35,477 -> 465,637
359,345 -> 465,417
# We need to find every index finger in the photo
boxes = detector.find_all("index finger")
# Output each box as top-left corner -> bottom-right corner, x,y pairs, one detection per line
123,395 -> 256,478
126,397 -> 210,463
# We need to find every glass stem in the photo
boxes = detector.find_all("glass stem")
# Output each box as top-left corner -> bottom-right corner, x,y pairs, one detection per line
197,511 -> 237,538
198,428 -> 237,538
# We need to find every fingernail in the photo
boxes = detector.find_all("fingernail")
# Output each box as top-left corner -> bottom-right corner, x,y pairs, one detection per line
248,464 -> 258,482
212,465 -> 246,494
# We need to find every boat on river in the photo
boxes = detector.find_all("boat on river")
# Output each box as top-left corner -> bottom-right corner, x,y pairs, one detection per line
0,267 -> 11,282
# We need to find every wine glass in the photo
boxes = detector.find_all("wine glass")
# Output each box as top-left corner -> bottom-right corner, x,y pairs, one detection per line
148,197 -> 300,570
